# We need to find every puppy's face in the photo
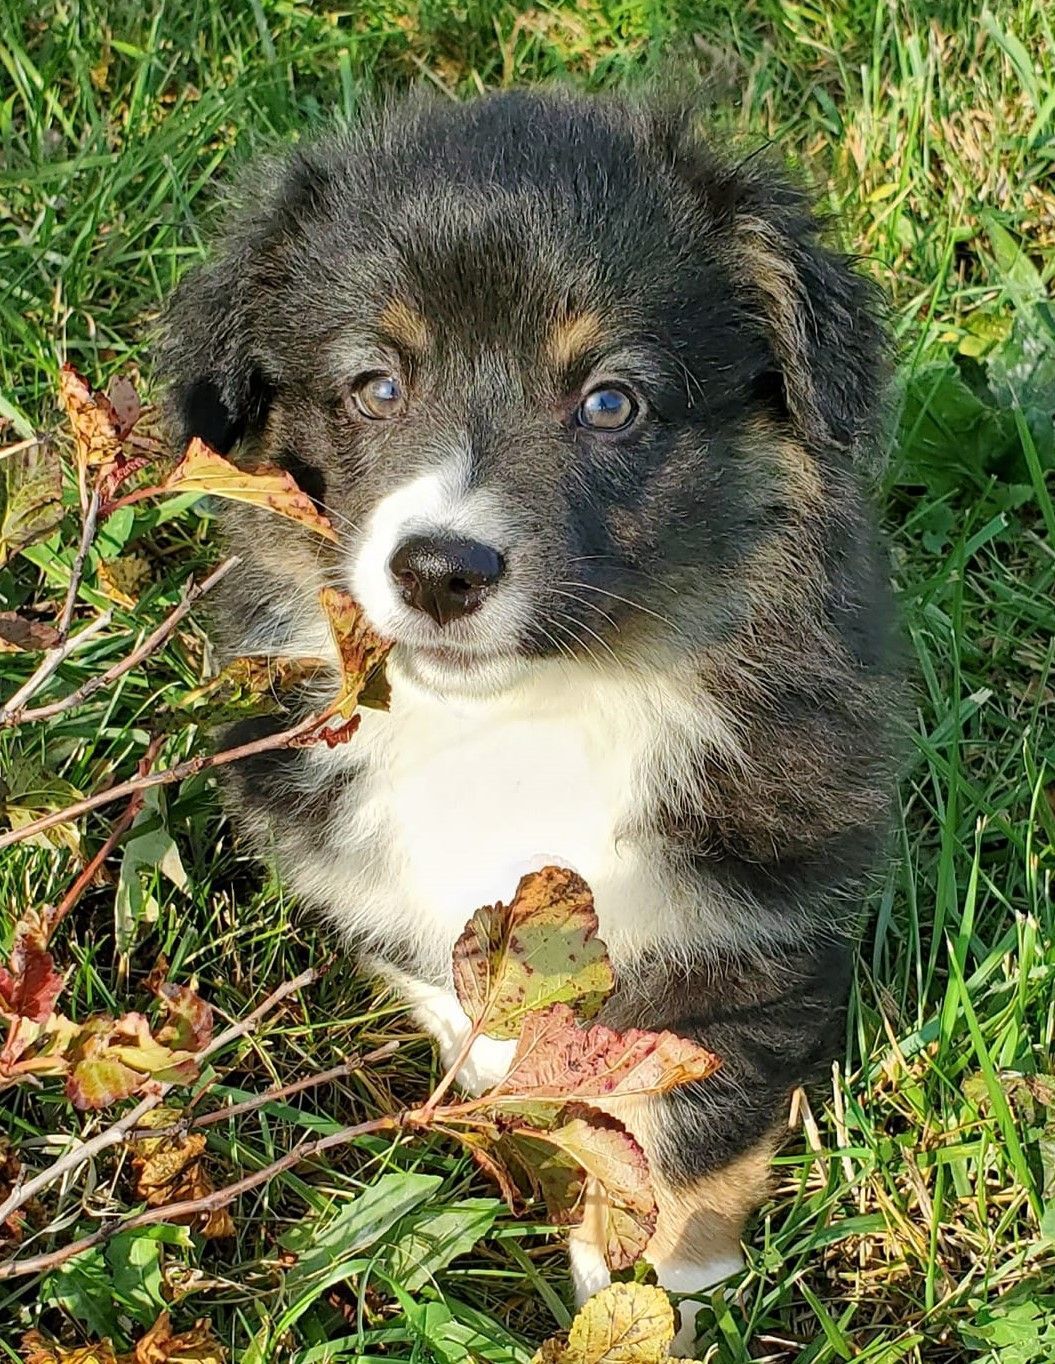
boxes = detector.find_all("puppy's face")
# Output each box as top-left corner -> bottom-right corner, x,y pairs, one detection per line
162,92 -> 885,696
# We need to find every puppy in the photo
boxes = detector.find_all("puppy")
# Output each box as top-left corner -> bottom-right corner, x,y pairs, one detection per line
160,89 -> 898,1347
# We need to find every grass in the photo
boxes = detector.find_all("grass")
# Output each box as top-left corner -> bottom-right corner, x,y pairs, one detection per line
1,0 -> 1054,1360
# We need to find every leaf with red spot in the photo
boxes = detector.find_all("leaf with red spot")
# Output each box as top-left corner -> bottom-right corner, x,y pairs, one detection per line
488,1003 -> 720,1108
161,438 -> 338,542
452,866 -> 614,1041
318,586 -> 392,716
0,908 -> 64,1024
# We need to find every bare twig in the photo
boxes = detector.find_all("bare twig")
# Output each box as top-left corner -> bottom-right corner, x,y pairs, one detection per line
58,487 -> 101,639
0,1111 -> 400,1279
44,736 -> 164,942
0,966 -> 321,1233
0,612 -> 113,722
128,1042 -> 400,1140
4,555 -> 239,729
0,435 -> 42,461
0,706 -> 343,852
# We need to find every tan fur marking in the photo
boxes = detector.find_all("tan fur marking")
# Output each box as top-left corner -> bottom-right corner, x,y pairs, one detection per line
647,1137 -> 776,1266
583,1094 -> 777,1268
379,297 -> 430,354
735,217 -> 820,431
546,311 -> 605,370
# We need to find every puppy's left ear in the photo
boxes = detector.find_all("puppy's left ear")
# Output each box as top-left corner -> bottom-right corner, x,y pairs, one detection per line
156,244 -> 272,457
728,181 -> 890,464
646,107 -> 890,464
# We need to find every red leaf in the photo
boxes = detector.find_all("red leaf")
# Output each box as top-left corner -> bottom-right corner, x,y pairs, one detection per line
489,1003 -> 720,1106
0,909 -> 64,1024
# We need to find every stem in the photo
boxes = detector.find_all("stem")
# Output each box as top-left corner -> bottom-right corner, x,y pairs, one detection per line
0,966 -> 321,1232
0,705 -> 339,853
57,487 -> 100,639
0,612 -> 113,722
3,555 -> 239,728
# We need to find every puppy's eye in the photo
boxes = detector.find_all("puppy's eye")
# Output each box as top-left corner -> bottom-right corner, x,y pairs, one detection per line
349,373 -> 406,420
577,385 -> 637,432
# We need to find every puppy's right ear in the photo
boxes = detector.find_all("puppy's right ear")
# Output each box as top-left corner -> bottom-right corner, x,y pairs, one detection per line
157,249 -> 272,456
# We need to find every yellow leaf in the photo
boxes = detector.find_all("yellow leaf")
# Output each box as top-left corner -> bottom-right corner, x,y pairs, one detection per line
162,439 -> 337,542
319,586 -> 392,716
58,365 -> 124,475
532,1283 -> 678,1364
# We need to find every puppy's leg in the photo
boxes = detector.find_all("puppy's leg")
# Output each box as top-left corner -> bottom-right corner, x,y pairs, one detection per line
372,963 -> 517,1095
575,935 -> 851,1352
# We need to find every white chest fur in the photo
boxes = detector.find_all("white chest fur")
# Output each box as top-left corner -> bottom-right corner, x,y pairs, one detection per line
288,657 -> 732,985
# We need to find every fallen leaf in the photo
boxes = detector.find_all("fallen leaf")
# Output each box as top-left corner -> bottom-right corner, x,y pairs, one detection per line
453,867 -> 614,1040
0,438 -> 64,567
532,1281 -> 688,1364
0,611 -> 61,652
161,439 -> 337,542
58,366 -> 124,476
130,1110 -> 234,1241
0,907 -> 64,1024
105,375 -> 142,440
129,1312 -> 226,1363
20,1313 -> 226,1364
503,1113 -> 655,1271
66,1012 -> 198,1110
97,553 -> 152,608
489,1004 -> 719,1107
21,1333 -> 120,1364
318,586 -> 392,716
153,981 -> 213,1053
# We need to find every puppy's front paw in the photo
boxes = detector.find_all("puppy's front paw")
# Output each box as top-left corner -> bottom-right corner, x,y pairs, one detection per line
655,1251 -> 745,1356
453,1033 -> 518,1094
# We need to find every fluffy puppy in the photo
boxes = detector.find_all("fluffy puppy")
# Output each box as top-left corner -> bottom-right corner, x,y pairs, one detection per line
159,88 -> 898,1347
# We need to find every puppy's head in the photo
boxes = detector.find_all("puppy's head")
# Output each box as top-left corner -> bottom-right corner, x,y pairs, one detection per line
160,90 -> 888,697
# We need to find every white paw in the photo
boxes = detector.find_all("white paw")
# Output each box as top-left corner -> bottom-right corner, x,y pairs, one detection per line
453,1033 -> 518,1095
656,1251 -> 744,1356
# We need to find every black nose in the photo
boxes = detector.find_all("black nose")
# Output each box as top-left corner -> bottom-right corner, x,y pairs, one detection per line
389,535 -> 505,627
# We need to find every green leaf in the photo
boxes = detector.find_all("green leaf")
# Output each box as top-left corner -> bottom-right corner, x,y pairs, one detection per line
105,1226 -> 190,1329
383,1197 -> 502,1291
277,1172 -> 442,1335
114,787 -> 188,951
0,439 -> 64,568
452,866 -> 615,1040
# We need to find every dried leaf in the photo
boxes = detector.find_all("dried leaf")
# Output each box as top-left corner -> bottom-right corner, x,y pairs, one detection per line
504,1113 -> 655,1271
453,867 -> 614,1041
161,439 -> 337,542
0,438 -> 64,566
21,1333 -> 120,1364
153,982 -> 213,1053
97,553 -> 152,609
20,1313 -> 226,1364
105,375 -> 142,440
58,366 -> 124,475
0,611 -> 61,652
130,1110 -> 234,1240
490,1004 -> 719,1106
0,908 -> 64,1024
129,1312 -> 226,1363
532,1282 -> 687,1364
319,586 -> 392,716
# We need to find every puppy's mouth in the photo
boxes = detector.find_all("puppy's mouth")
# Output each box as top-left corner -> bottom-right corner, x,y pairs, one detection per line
389,638 -> 527,698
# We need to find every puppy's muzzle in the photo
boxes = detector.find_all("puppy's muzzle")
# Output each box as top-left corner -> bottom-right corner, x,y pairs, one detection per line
389,534 -> 505,627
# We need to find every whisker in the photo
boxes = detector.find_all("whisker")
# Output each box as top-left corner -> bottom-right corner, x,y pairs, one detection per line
547,606 -> 621,666
552,585 -> 619,630
559,580 -> 677,629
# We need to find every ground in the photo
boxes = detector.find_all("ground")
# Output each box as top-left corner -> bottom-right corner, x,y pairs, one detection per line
1,1 -> 1054,1361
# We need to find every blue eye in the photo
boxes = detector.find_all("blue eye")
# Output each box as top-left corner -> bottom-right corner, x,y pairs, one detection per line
353,373 -> 405,419
577,386 -> 637,431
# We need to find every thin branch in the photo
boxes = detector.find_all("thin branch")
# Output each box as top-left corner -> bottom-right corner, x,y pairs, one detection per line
0,612 -> 113,723
57,487 -> 100,639
128,1042 -> 400,1140
0,705 -> 344,853
0,966 -> 321,1233
4,555 -> 239,729
44,736 -> 163,942
0,1111 -> 401,1279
